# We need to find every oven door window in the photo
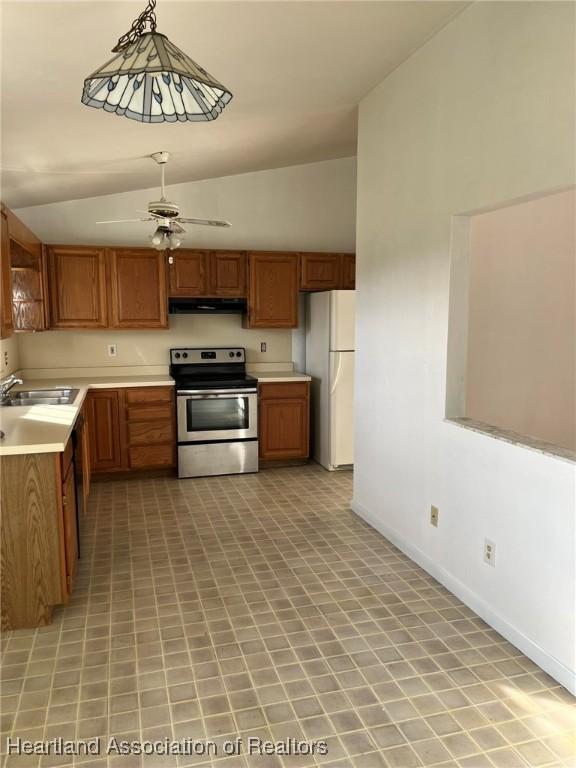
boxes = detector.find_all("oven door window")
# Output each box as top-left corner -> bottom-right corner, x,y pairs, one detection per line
186,396 -> 250,432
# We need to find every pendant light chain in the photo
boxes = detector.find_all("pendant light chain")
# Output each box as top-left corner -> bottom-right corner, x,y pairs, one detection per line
112,0 -> 158,52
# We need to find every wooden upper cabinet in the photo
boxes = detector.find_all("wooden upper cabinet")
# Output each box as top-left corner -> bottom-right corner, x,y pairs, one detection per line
246,252 -> 299,328
169,249 -> 246,298
300,252 -> 341,291
0,211 -> 13,338
169,250 -> 209,297
211,251 -> 246,297
48,246 -> 108,328
341,253 -> 356,289
109,248 -> 168,329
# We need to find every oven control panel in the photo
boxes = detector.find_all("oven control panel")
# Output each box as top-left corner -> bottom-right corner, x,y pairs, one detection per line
170,348 -> 245,365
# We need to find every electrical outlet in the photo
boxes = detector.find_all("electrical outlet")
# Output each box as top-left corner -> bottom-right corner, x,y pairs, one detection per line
430,505 -> 439,527
260,342 -> 267,353
107,344 -> 117,358
3,351 -> 8,369
484,539 -> 496,566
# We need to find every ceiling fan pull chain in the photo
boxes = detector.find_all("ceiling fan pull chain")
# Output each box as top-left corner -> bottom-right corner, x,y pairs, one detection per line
113,0 -> 157,53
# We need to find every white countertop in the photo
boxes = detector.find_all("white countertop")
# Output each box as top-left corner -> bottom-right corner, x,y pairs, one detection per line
0,372 -> 311,456
253,371 -> 311,383
0,376 -> 174,457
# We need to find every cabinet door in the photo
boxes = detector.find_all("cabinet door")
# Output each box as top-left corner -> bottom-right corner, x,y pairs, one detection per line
48,246 -> 108,328
211,251 -> 246,297
300,252 -> 341,291
109,249 -> 168,328
0,212 -> 13,338
169,250 -> 209,297
246,252 -> 299,328
259,397 -> 310,460
61,461 -> 78,594
340,254 -> 356,289
87,390 -> 125,472
77,408 -> 91,511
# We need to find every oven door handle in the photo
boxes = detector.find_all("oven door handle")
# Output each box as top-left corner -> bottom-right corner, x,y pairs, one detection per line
177,390 -> 257,398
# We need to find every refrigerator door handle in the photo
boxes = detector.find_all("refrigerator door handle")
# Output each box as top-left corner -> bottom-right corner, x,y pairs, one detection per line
330,352 -> 343,395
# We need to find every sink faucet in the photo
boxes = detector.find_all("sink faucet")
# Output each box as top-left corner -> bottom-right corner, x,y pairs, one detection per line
0,374 -> 23,398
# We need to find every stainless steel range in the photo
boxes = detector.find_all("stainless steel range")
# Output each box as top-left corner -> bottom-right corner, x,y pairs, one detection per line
170,348 -> 258,478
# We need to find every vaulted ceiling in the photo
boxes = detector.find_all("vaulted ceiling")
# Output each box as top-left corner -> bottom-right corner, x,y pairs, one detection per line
1,1 -> 466,208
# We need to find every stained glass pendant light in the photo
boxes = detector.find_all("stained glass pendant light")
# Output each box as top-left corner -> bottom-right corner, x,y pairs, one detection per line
81,0 -> 232,123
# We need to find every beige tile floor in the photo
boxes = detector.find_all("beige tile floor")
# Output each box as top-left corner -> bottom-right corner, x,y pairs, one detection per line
1,465 -> 575,768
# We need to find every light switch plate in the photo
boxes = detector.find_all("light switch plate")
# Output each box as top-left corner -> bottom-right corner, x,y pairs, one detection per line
430,505 -> 439,527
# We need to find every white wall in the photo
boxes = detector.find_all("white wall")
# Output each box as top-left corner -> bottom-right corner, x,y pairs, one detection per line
354,0 -> 575,692
466,189 -> 576,450
17,314 -> 291,375
0,336 -> 20,376
14,158 -> 357,372
15,158 -> 357,251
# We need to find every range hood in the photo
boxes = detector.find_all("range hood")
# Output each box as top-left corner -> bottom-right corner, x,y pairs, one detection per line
169,297 -> 247,314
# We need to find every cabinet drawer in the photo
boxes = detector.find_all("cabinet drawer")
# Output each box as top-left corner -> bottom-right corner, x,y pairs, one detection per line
129,445 -> 175,469
126,403 -> 173,422
259,382 -> 310,400
125,387 -> 173,405
127,420 -> 173,446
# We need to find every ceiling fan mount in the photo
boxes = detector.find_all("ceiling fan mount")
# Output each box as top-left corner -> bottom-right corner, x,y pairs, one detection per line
147,200 -> 180,219
96,151 -> 231,249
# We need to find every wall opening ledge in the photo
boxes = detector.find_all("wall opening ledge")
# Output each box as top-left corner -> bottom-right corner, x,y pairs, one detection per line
445,416 -> 576,464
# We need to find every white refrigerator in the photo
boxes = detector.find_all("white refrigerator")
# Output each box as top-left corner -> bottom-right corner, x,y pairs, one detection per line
305,290 -> 355,471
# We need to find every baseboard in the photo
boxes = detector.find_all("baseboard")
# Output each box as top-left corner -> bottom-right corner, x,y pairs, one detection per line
351,499 -> 576,696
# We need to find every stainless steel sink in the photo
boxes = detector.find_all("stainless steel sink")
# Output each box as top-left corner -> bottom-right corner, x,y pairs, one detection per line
1,388 -> 79,407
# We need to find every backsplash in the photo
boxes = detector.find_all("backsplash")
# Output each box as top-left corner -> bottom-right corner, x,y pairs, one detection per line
16,313 -> 293,372
0,336 -> 20,376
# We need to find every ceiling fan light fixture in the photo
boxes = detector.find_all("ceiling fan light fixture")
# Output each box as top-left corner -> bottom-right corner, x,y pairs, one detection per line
169,233 -> 182,250
81,0 -> 232,124
151,229 -> 164,246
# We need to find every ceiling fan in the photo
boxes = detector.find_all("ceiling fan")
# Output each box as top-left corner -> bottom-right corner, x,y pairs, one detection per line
96,151 -> 231,250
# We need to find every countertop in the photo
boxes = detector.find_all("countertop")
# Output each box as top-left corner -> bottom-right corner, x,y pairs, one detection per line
0,371 -> 311,456
0,375 -> 174,457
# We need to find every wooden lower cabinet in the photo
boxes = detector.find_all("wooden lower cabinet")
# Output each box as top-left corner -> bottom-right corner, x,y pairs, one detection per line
125,387 -> 175,470
87,389 -> 124,472
0,436 -> 81,630
60,449 -> 78,595
87,386 -> 175,474
258,382 -> 310,460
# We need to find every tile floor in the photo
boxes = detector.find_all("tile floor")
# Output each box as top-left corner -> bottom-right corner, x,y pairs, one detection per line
1,465 -> 575,768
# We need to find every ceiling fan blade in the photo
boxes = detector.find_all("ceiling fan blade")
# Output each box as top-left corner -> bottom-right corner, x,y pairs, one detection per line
96,218 -> 154,224
178,218 -> 231,228
170,221 -> 186,234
